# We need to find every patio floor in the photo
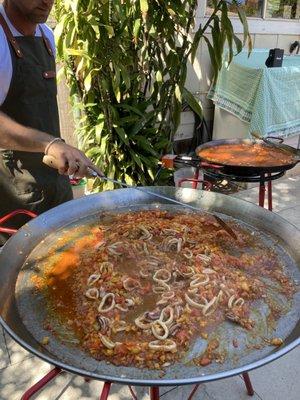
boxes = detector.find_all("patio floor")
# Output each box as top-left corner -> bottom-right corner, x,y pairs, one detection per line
1,174 -> 300,400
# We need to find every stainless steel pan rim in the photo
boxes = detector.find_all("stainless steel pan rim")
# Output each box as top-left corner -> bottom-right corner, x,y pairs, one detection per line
0,187 -> 299,386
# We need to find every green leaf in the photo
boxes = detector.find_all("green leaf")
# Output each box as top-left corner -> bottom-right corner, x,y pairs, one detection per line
135,135 -> 158,157
175,84 -> 182,102
129,149 -> 143,168
203,36 -> 218,78
233,34 -> 243,54
66,48 -> 90,58
182,88 -> 202,118
140,0 -> 148,13
120,65 -> 131,90
133,18 -> 141,39
156,70 -> 163,83
237,7 -> 247,43
84,70 -> 92,91
115,126 -> 130,146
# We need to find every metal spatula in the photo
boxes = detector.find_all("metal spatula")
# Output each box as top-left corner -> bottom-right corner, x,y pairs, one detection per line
43,155 -> 237,240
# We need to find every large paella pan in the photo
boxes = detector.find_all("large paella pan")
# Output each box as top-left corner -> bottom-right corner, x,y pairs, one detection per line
0,187 -> 299,386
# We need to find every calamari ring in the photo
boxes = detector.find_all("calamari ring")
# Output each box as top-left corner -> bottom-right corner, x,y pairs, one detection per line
87,274 -> 100,286
123,277 -> 140,291
151,320 -> 169,340
85,288 -> 99,300
234,297 -> 245,307
98,293 -> 115,313
140,268 -> 150,278
176,265 -> 194,278
139,225 -> 153,240
165,237 -> 182,253
159,306 -> 174,326
185,293 -> 205,309
153,269 -> 171,283
135,315 -> 152,330
183,249 -> 193,259
153,281 -> 171,293
148,339 -> 177,352
99,334 -> 116,349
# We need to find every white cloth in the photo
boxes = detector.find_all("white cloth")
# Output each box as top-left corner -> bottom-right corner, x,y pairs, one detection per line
0,4 -> 55,106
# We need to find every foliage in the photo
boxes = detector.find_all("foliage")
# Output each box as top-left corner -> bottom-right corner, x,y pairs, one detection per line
55,0 -> 251,190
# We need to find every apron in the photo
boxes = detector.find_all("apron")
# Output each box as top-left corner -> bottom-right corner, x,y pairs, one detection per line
0,14 -> 73,245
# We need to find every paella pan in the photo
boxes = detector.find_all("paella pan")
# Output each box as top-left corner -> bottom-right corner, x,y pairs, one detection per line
196,138 -> 300,176
0,187 -> 299,386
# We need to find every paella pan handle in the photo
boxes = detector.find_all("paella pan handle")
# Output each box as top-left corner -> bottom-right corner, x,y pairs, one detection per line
0,210 -> 37,235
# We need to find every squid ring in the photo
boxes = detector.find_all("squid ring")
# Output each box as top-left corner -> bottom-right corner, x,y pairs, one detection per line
234,297 -> 245,307
87,274 -> 100,286
153,269 -> 171,283
135,315 -> 152,330
98,293 -> 115,313
159,306 -> 174,326
148,339 -> 177,352
151,320 -> 169,340
85,288 -> 99,300
152,281 -> 171,293
185,293 -> 205,309
99,334 -> 116,349
123,277 -> 140,291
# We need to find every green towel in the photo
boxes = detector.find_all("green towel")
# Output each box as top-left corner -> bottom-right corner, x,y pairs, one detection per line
208,50 -> 300,138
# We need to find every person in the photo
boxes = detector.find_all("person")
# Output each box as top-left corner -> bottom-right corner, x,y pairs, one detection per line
0,0 -> 103,244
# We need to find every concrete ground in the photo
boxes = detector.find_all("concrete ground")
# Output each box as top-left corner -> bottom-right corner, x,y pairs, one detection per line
1,173 -> 300,399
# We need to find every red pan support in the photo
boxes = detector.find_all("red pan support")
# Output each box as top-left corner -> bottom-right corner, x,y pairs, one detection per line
20,370 -> 254,399
0,209 -> 37,234
21,367 -> 63,400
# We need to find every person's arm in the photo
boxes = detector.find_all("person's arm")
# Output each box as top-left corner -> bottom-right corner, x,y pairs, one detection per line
0,111 -> 103,177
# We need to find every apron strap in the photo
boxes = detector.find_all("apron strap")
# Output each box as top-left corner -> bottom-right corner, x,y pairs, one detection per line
39,25 -> 54,57
0,13 -> 23,58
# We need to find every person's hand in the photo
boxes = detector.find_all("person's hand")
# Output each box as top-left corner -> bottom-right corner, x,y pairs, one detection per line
45,140 -> 104,178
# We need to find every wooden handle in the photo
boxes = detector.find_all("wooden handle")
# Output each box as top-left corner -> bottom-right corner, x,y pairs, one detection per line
43,154 -> 60,170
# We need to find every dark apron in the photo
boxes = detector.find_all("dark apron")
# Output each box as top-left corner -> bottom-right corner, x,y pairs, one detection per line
0,14 -> 73,244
